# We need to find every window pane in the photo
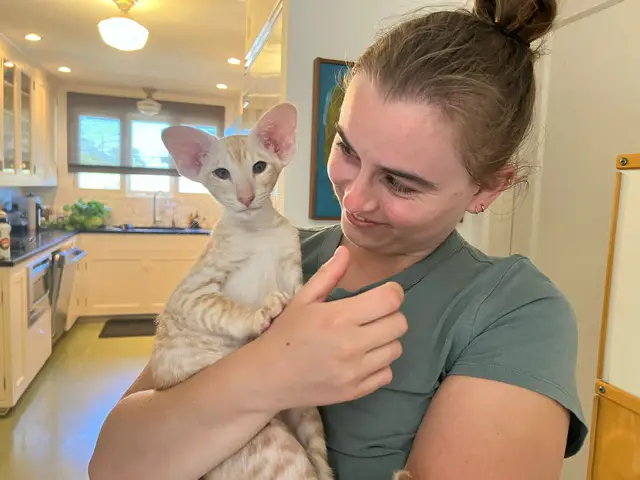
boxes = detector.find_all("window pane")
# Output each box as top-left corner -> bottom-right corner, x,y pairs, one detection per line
131,120 -> 171,169
129,174 -> 171,193
178,176 -> 209,194
77,172 -> 121,190
186,125 -> 217,136
79,116 -> 121,166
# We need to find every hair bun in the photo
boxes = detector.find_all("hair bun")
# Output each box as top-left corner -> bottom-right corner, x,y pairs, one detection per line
475,0 -> 557,45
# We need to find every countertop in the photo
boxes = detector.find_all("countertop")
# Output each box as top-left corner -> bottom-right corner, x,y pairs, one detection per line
0,230 -> 78,267
0,226 -> 211,267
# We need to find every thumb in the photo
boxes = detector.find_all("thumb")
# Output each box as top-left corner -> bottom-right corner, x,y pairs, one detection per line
294,246 -> 349,305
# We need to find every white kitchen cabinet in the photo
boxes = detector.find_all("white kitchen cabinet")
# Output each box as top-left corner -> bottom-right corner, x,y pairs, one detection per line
0,46 -> 57,187
71,233 -> 209,320
0,256 -> 53,415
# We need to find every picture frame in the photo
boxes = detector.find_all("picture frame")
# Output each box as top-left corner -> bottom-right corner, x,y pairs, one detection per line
309,57 -> 354,220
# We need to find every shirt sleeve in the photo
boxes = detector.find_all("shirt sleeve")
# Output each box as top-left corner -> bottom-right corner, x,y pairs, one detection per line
447,257 -> 588,458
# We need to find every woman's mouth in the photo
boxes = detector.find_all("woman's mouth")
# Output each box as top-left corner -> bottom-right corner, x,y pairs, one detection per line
345,210 -> 380,228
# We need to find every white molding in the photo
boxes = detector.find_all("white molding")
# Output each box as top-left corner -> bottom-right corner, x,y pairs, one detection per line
557,0 -> 624,28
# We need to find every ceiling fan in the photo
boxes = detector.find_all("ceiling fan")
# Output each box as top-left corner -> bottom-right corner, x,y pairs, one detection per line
137,88 -> 162,116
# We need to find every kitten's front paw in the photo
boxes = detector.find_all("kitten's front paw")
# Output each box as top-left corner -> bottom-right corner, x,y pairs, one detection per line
256,291 -> 289,333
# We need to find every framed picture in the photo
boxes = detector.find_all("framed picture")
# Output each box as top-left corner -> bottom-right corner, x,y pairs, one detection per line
309,57 -> 354,220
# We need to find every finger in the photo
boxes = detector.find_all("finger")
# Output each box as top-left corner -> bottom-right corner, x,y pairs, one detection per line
293,246 -> 349,305
351,366 -> 394,401
334,282 -> 405,325
361,339 -> 404,376
357,312 -> 408,352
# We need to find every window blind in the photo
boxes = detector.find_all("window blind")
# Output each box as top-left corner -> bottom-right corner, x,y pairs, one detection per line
66,92 -> 225,176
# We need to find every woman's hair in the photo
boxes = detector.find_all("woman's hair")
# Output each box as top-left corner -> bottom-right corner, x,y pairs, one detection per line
349,0 -> 557,189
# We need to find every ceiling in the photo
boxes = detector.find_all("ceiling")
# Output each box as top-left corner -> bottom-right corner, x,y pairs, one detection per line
0,0 -> 250,100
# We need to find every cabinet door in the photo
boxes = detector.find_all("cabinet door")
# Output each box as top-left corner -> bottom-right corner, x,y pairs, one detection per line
85,258 -> 147,315
145,257 -> 197,311
67,257 -> 86,329
25,306 -> 51,384
8,269 -> 28,400
1,59 -> 16,173
0,286 -> 5,402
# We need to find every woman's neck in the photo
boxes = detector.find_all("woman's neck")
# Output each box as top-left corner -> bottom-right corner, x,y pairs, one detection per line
337,236 -> 434,291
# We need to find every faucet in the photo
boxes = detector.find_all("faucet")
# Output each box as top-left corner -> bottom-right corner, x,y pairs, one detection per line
152,191 -> 166,226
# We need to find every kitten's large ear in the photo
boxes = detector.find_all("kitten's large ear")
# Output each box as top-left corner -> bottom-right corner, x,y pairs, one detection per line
161,126 -> 217,182
250,102 -> 297,165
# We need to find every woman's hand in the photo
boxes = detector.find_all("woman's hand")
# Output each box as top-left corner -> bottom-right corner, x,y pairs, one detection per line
254,246 -> 408,411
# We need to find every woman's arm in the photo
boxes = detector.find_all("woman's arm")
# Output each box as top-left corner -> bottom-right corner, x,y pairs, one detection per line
89,338 -> 282,480
403,375 -> 569,479
89,247 -> 407,480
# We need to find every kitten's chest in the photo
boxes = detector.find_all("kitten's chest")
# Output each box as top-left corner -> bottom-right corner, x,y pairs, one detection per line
222,229 -> 299,308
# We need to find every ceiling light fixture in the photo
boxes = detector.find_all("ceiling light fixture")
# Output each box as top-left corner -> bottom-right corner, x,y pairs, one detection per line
137,87 -> 162,116
25,33 -> 42,42
98,0 -> 149,52
227,57 -> 241,65
4,61 -> 14,68
216,83 -> 228,90
58,66 -> 71,73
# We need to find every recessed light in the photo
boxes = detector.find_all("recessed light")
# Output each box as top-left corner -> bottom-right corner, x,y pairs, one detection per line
25,33 -> 42,42
4,61 -> 14,68
216,83 -> 228,90
58,66 -> 71,73
227,57 -> 241,65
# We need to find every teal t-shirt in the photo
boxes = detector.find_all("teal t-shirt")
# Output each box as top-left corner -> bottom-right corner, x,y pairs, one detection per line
299,225 -> 587,479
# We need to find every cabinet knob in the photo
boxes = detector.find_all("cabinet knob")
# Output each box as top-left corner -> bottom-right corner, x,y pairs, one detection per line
39,329 -> 44,335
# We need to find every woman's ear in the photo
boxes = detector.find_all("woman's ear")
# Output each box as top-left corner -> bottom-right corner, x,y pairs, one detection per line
161,126 -> 218,182
465,167 -> 516,214
250,102 -> 298,165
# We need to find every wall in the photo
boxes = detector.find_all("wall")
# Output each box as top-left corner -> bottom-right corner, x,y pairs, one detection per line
511,1 -> 638,478
17,84 -> 241,229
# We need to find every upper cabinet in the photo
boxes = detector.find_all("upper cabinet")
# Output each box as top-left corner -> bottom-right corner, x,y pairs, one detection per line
0,54 -> 57,187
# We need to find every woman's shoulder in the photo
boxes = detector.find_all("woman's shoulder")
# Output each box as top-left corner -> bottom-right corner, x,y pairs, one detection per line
297,224 -> 341,277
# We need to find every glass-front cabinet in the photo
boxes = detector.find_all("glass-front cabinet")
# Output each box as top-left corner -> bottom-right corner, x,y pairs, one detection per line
0,57 -> 52,185
2,58 -> 15,173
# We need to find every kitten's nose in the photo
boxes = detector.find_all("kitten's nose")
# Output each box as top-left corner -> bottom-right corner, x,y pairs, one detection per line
238,194 -> 255,207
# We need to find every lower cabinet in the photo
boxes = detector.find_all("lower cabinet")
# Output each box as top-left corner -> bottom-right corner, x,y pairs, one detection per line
70,233 -> 209,321
0,253 -> 55,415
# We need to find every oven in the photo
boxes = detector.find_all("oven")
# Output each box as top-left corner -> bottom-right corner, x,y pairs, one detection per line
27,256 -> 52,327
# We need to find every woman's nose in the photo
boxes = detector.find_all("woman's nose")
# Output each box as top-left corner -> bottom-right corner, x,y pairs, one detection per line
342,176 -> 377,213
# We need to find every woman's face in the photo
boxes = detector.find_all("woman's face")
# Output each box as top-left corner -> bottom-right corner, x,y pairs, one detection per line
327,74 -> 498,257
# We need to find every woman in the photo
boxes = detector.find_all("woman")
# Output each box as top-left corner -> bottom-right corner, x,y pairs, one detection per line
89,0 -> 588,478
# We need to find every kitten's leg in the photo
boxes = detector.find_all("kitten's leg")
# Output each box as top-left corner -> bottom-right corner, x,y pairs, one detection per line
393,470 -> 413,479
279,407 -> 334,480
204,417 -> 319,480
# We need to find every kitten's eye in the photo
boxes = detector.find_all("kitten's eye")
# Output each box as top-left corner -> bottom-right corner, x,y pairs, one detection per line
213,168 -> 230,180
253,161 -> 267,174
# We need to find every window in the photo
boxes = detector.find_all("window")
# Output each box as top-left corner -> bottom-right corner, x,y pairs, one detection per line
131,120 -> 172,169
178,176 -> 208,194
77,172 -> 121,190
78,115 -> 121,167
67,92 -> 224,179
129,174 -> 171,193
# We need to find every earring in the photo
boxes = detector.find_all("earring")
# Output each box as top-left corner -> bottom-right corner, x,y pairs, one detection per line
474,204 -> 486,214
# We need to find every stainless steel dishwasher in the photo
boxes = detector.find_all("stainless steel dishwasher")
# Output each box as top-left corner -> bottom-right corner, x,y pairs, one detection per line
49,242 -> 87,345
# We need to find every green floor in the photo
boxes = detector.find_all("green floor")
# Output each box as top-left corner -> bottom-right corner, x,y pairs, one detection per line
0,322 -> 154,480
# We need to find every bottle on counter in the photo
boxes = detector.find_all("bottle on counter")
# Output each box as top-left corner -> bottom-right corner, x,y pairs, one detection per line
0,210 -> 11,260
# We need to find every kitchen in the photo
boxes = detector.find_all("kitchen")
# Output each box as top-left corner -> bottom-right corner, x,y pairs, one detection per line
0,0 -> 284,477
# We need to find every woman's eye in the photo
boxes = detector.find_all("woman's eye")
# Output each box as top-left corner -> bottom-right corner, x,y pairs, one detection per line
385,175 -> 415,196
214,168 -> 230,180
336,141 -> 355,157
253,161 -> 267,174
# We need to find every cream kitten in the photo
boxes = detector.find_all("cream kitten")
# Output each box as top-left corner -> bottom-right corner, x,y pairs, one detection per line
150,102 -> 333,480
